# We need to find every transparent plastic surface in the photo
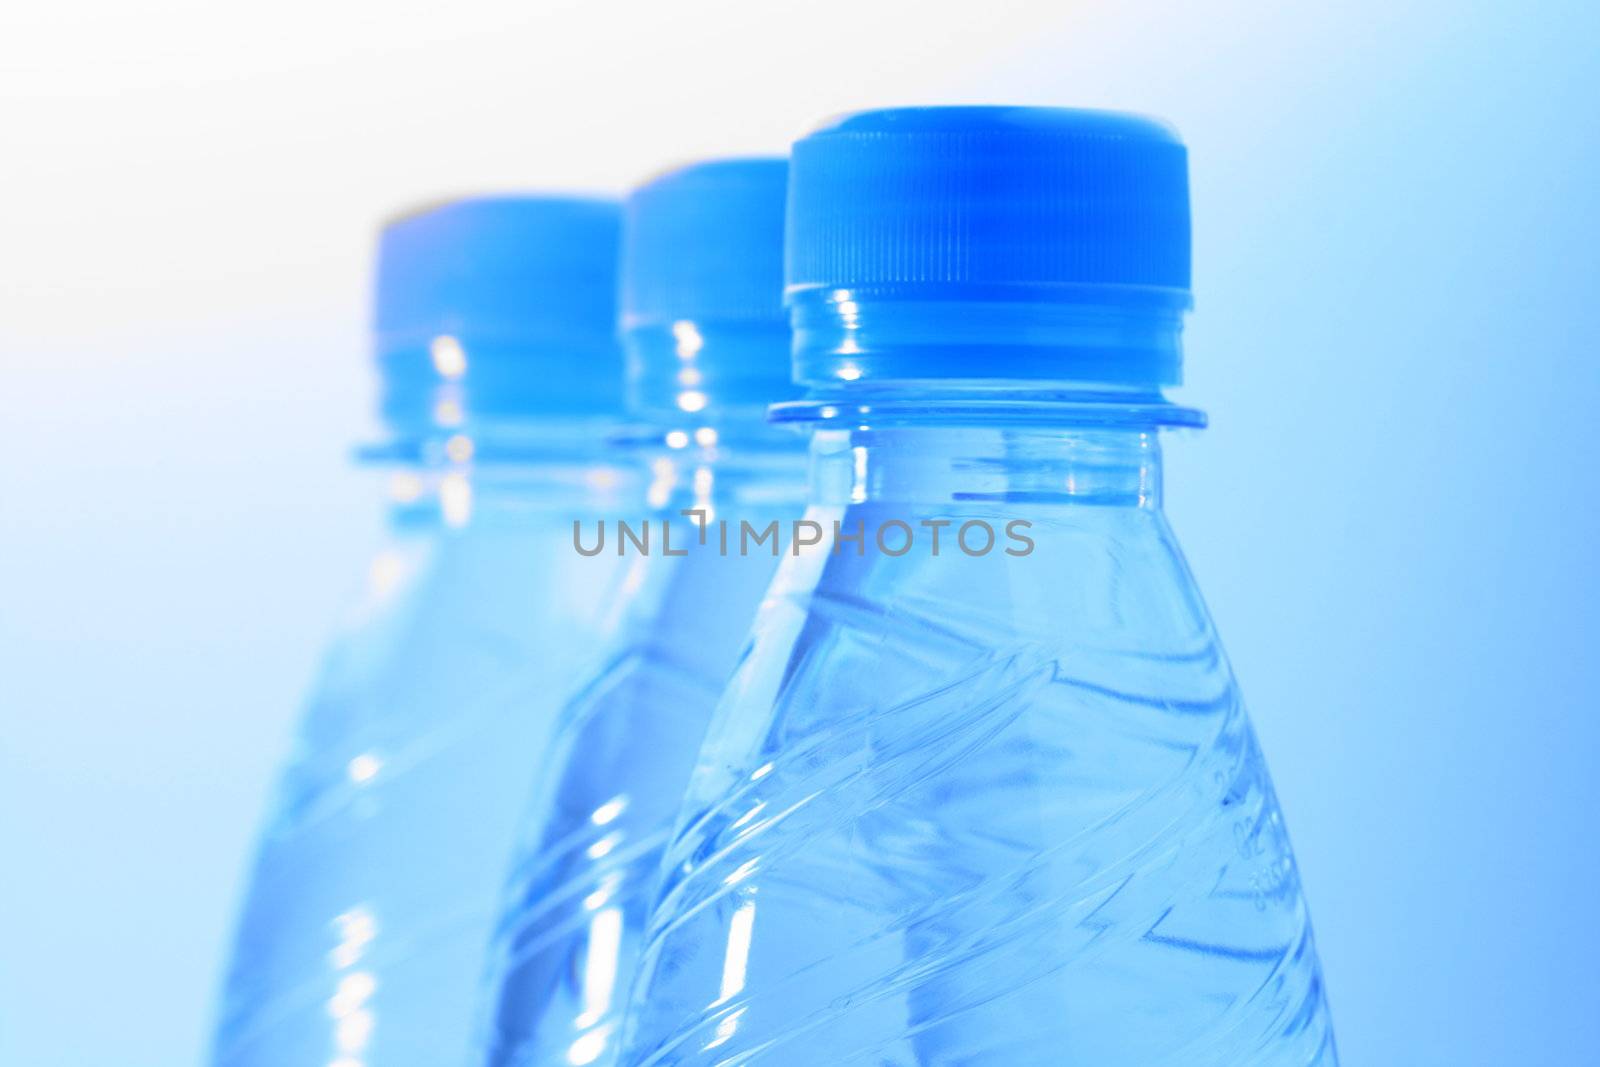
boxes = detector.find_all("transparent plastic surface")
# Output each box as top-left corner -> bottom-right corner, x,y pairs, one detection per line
479,438 -> 804,1067
211,460 -> 637,1067
619,417 -> 1336,1066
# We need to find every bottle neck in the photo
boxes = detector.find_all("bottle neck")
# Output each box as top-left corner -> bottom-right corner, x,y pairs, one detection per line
618,321 -> 808,514
804,424 -> 1166,512
362,417 -> 635,531
777,288 -> 1196,515
363,329 -> 634,530
617,407 -> 809,517
623,320 -> 799,425
365,407 -> 807,531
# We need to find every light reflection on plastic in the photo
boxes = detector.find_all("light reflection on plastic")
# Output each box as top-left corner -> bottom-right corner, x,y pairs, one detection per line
346,753 -> 381,784
647,456 -> 676,509
388,473 -> 423,504
440,473 -> 472,527
705,1007 -> 746,1052
717,899 -> 756,1004
729,801 -> 766,830
368,552 -> 405,599
672,320 -> 704,359
704,904 -> 757,1047
722,858 -> 758,886
692,464 -> 715,525
567,1026 -> 611,1066
335,1010 -> 374,1053
330,909 -> 376,969
591,797 -> 626,825
575,907 -> 623,1029
327,971 -> 376,1017
582,873 -> 620,912
326,972 -> 376,1059
430,335 -> 467,379
434,398 -> 464,427
328,913 -> 378,1065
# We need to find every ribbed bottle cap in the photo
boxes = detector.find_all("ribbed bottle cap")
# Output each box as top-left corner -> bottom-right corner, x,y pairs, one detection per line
373,196 -> 624,429
620,159 -> 796,421
785,107 -> 1191,387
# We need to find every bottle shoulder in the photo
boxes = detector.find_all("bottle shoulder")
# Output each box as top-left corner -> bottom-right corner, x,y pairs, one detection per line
621,505 -> 1331,1066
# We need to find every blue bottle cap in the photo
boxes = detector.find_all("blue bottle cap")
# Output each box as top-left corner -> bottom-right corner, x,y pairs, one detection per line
373,195 -> 624,432
785,107 -> 1191,388
620,158 -> 797,422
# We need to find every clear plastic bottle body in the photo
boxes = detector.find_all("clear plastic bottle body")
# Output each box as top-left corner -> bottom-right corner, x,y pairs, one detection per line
619,412 -> 1336,1067
211,439 -> 638,1067
479,430 -> 805,1067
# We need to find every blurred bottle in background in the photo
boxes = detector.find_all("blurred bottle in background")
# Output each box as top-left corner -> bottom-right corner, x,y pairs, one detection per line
210,198 -> 639,1067
619,108 -> 1337,1066
476,159 -> 804,1067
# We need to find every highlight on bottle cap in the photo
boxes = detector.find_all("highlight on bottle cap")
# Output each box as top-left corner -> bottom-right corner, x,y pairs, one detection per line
619,158 -> 797,421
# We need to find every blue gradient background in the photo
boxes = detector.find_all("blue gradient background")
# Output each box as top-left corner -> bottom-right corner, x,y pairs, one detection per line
2,2 -> 1596,1063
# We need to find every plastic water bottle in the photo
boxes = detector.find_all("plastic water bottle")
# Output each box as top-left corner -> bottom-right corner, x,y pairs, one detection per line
211,197 -> 638,1067
476,159 -> 803,1067
618,108 -> 1338,1066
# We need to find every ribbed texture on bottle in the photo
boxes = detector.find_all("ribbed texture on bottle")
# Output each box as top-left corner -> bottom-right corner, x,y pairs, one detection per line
786,107 -> 1191,298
